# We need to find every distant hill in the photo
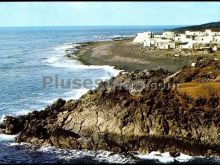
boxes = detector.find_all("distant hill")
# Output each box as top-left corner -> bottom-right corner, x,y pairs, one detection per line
173,21 -> 220,32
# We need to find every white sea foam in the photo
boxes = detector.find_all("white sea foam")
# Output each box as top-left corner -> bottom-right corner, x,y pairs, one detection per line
7,142 -> 20,146
41,98 -> 59,105
72,43 -> 81,47
43,56 -> 61,64
54,44 -> 73,51
44,43 -> 121,79
175,153 -> 193,162
7,142 -> 32,147
0,133 -> 18,142
0,115 -> 6,124
36,146 -> 194,164
43,43 -> 75,64
5,142 -> 217,164
93,151 -> 135,164
0,109 -> 32,125
47,57 -> 117,71
37,146 -> 135,164
137,151 -> 194,164
137,151 -> 174,164
44,57 -> 121,81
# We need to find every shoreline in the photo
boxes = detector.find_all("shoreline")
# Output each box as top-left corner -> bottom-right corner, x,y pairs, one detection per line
1,58 -> 220,157
66,37 -> 219,73
1,24 -> 219,164
0,38 -> 220,161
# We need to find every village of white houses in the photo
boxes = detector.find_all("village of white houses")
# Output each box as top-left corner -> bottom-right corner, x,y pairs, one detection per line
133,29 -> 220,55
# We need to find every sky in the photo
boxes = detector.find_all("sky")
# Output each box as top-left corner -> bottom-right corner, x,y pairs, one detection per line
0,2 -> 220,27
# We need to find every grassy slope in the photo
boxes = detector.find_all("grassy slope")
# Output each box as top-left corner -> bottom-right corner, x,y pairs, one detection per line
177,82 -> 220,99
176,60 -> 220,99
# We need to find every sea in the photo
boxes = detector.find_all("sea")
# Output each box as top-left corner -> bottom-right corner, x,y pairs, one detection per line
0,26 -> 219,164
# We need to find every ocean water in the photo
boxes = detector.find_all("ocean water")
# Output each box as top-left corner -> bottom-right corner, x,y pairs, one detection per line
0,26 -> 219,164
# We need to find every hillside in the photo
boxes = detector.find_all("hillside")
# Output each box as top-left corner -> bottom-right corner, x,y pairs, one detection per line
173,21 -> 220,32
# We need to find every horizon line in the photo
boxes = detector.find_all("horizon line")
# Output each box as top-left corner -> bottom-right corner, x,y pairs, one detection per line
0,25 -> 188,28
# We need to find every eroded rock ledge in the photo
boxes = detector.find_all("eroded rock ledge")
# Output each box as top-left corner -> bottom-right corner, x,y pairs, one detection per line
1,58 -> 220,156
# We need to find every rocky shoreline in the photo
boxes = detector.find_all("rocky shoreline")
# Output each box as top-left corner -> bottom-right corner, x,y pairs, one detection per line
67,38 -> 213,72
0,57 -> 220,157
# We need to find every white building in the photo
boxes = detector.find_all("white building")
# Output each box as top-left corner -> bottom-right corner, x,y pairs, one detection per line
175,34 -> 193,43
174,34 -> 186,42
162,31 -> 175,40
154,34 -> 163,39
195,35 -> 214,44
212,32 -> 219,36
143,38 -> 157,47
143,38 -> 175,49
185,31 -> 203,36
157,42 -> 176,49
154,39 -> 175,49
180,41 -> 193,49
133,29 -> 220,51
205,29 -> 212,36
133,32 -> 153,44
214,36 -> 220,43
143,38 -> 152,47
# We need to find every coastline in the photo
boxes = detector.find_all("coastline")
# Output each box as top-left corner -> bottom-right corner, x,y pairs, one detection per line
66,37 -> 218,72
1,37 -> 220,162
1,58 -> 220,157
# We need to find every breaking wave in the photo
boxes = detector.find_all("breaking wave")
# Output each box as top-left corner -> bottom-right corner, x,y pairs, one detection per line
6,142 -> 220,164
0,134 -> 18,142
53,43 -> 74,51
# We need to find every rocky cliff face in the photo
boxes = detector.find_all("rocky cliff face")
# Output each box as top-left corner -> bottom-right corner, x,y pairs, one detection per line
1,58 -> 220,156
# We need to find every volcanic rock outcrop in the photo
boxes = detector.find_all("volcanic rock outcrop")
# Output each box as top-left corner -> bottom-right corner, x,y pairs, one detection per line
1,58 -> 220,156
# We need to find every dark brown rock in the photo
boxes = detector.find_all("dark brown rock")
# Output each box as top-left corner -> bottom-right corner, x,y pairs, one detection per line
3,59 -> 220,156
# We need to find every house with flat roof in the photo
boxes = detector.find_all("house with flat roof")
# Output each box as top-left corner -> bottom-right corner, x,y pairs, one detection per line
162,31 -> 175,40
133,29 -> 220,51
133,32 -> 154,44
